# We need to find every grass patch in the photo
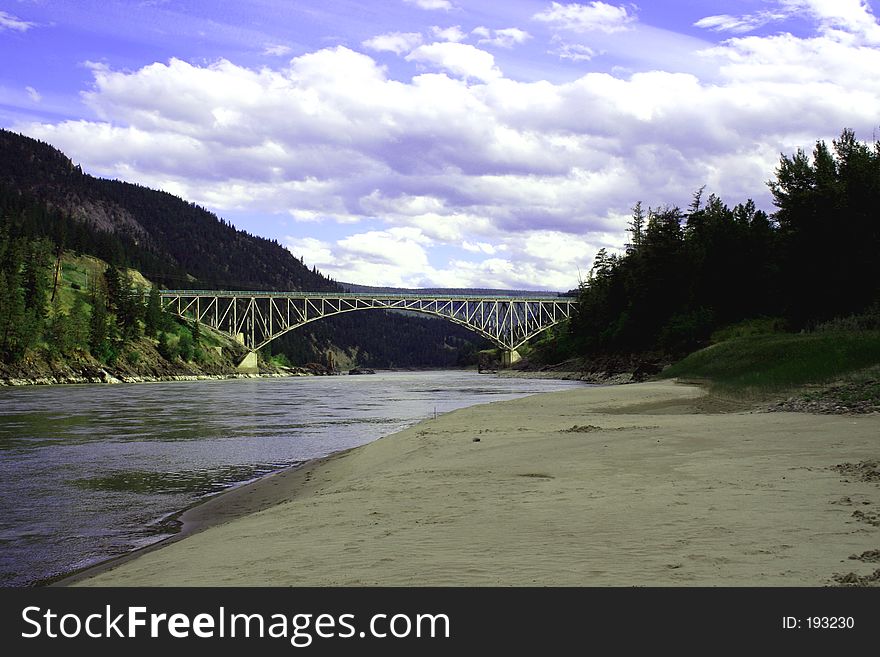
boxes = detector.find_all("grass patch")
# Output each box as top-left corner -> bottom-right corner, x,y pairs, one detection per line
709,317 -> 787,343
660,331 -> 880,396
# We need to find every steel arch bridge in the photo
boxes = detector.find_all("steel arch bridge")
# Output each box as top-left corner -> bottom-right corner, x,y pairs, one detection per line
159,290 -> 575,354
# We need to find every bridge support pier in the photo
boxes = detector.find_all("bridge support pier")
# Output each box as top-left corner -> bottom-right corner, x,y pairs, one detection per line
500,349 -> 521,368
237,351 -> 259,374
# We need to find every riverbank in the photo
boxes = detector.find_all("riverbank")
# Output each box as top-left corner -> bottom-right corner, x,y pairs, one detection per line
67,379 -> 880,586
0,369 -> 312,386
496,368 -> 637,384
500,353 -> 668,385
0,358 -> 359,386
0,337 -> 268,386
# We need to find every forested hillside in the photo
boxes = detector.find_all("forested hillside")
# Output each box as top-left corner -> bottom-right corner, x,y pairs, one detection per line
0,129 -> 487,371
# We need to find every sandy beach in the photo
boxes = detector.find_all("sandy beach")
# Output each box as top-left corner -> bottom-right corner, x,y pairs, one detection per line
69,380 -> 880,586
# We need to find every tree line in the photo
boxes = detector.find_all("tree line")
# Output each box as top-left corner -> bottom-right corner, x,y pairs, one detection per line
0,218 -> 188,365
568,129 -> 880,358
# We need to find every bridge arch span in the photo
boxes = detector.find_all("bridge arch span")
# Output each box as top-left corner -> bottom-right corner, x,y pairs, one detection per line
160,290 -> 575,354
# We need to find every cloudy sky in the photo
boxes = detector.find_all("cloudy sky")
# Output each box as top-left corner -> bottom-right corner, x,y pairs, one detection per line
2,1 -> 879,290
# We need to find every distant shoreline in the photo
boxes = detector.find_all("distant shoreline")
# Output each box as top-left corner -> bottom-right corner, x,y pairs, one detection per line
0,365 -> 487,388
0,369 -> 305,387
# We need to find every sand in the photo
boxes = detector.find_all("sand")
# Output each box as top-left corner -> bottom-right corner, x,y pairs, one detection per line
70,380 -> 880,586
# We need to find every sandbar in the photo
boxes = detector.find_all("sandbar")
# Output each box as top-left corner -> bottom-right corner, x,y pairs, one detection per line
70,380 -> 880,586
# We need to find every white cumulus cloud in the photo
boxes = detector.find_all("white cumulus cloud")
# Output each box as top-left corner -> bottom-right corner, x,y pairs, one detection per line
286,227 -> 434,288
533,2 -> 637,34
473,26 -> 532,49
696,0 -> 880,43
787,0 -> 880,43
405,42 -> 502,81
550,41 -> 597,61
363,31 -> 424,54
430,25 -> 466,42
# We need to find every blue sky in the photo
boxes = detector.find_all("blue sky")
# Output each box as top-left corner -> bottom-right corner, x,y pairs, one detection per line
2,1 -> 879,290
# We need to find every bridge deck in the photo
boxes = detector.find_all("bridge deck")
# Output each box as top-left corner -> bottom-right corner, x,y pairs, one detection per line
161,289 -> 572,301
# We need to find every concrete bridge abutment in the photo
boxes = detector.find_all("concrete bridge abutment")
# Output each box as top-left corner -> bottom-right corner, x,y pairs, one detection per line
237,351 -> 259,374
501,349 -> 521,368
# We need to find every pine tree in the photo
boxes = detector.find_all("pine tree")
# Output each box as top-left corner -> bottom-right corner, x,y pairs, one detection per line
157,331 -> 177,361
88,290 -> 112,362
103,265 -> 122,312
769,129 -> 880,325
119,277 -> 143,340
105,267 -> 141,341
0,237 -> 37,362
0,270 -> 28,361
46,296 -> 71,358
144,287 -> 162,338
178,331 -> 194,362
21,239 -> 51,314
625,201 -> 646,255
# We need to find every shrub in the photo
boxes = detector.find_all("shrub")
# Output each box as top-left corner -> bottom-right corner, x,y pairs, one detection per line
157,331 -> 177,361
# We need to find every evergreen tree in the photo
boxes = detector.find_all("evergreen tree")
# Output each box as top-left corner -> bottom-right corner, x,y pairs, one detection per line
46,297 -> 71,358
98,264 -> 145,343
103,265 -> 122,312
769,128 -> 880,326
0,270 -> 29,361
625,201 -> 645,255
157,331 -> 177,361
144,287 -> 162,338
178,331 -> 194,362
117,276 -> 143,341
0,238 -> 34,362
88,290 -> 113,363
22,239 -> 51,317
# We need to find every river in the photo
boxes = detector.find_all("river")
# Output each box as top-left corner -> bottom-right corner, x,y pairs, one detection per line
0,371 -> 585,586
